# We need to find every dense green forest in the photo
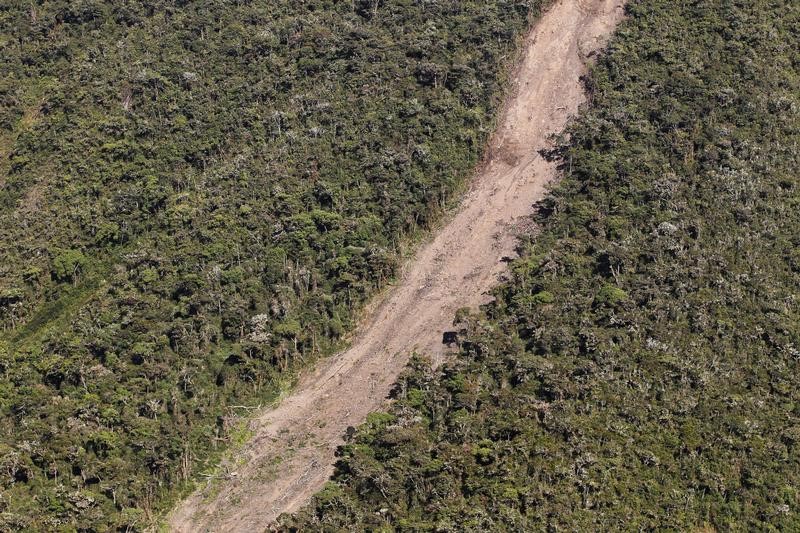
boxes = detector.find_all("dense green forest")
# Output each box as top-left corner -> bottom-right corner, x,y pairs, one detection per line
285,0 -> 800,530
0,0 -> 545,529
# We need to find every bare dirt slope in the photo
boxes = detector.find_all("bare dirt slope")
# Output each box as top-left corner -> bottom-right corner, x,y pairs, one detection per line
169,0 -> 625,530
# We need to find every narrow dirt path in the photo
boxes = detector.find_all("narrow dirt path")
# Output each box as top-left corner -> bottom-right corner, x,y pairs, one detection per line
169,1 -> 625,530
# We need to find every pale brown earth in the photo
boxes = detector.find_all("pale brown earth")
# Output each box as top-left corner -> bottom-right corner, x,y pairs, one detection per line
168,0 -> 626,530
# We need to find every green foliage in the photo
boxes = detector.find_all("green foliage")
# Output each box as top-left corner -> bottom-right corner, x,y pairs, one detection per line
0,0 -> 541,529
593,284 -> 627,307
531,290 -> 554,305
285,0 -> 800,530
51,249 -> 87,283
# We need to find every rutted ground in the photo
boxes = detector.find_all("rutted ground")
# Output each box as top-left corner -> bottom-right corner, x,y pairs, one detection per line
169,0 -> 625,530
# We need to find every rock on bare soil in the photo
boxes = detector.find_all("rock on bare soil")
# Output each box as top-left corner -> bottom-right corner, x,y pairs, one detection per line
168,0 -> 626,530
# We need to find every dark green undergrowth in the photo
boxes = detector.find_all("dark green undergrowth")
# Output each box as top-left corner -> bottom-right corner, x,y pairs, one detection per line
0,0 -> 548,529
284,0 -> 800,530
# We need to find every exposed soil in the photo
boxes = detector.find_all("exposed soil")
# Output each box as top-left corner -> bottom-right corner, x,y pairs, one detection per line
168,0 -> 626,530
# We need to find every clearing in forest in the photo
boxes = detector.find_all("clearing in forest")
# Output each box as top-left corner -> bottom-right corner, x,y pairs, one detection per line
169,0 -> 626,529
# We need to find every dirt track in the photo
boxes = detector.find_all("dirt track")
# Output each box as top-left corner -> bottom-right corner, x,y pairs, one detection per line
168,0 -> 625,530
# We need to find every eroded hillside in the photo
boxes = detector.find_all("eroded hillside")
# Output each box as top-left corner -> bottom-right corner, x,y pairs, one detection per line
285,0 -> 800,530
0,1 -> 541,529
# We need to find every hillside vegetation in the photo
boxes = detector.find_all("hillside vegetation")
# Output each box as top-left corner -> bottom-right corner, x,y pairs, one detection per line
0,1 -> 544,529
285,0 -> 800,530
